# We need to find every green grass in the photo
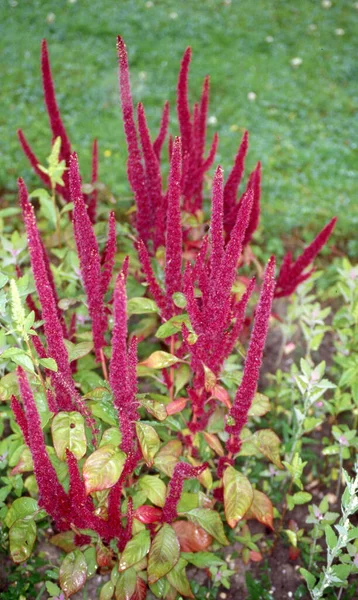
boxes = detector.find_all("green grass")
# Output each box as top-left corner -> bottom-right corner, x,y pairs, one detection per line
1,0 -> 357,249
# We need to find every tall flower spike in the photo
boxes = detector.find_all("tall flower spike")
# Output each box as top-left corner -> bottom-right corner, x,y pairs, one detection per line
165,137 -> 183,310
275,217 -> 337,298
101,211 -> 117,296
110,270 -> 139,454
210,165 -> 225,276
87,138 -> 98,224
17,129 -> 52,188
10,395 -> 30,445
16,367 -> 71,528
18,178 -> 73,410
226,257 -> 276,449
70,152 -> 106,361
243,162 -> 261,246
177,48 -> 192,157
223,130 -> 249,228
117,36 -> 150,243
41,39 -> 71,160
153,101 -> 170,161
161,462 -> 208,523
137,239 -> 168,317
137,102 -> 164,248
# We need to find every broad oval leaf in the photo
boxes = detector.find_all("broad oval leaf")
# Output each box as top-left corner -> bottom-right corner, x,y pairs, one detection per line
100,427 -> 122,448
59,550 -> 87,598
134,505 -> 162,524
115,566 -> 137,600
172,520 -> 213,552
166,398 -> 187,416
136,422 -> 160,467
100,580 -> 115,600
83,445 -> 126,495
203,432 -> 224,457
253,429 -> 283,469
9,518 -> 36,563
186,509 -> 229,545
203,364 -> 216,392
52,411 -> 87,461
244,489 -> 274,530
5,497 -> 40,528
138,475 -> 167,507
50,531 -> 76,553
148,524 -> 180,584
127,297 -> 159,315
140,351 -> 181,370
223,466 -> 254,528
166,557 -> 194,598
248,393 -> 271,417
118,530 -> 151,571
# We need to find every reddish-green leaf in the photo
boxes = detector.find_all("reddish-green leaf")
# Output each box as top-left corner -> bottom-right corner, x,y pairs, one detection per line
252,429 -> 283,469
203,364 -> 216,392
223,466 -> 253,528
119,530 -> 151,571
244,489 -> 274,530
166,557 -> 194,598
134,505 -> 162,524
138,475 -> 167,507
115,566 -> 137,600
83,445 -> 126,495
186,509 -> 229,545
172,520 -> 213,552
136,422 -> 160,467
59,550 -> 87,598
140,351 -> 181,370
51,411 -> 87,461
50,531 -> 77,553
203,432 -> 224,457
148,524 -> 180,584
9,518 -> 36,563
248,393 -> 271,417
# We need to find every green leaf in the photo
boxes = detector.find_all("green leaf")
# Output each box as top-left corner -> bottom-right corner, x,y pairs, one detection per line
100,427 -> 122,448
291,491 -> 312,505
51,411 -> 87,461
9,518 -> 36,563
38,357 -> 58,372
38,137 -> 67,188
148,524 -> 180,584
64,340 -> 94,362
100,580 -> 115,600
83,445 -> 126,495
140,351 -> 181,369
172,292 -> 187,309
10,279 -> 25,332
5,497 -> 40,528
118,530 -> 151,571
59,550 -> 87,598
186,509 -> 229,545
166,557 -> 194,598
115,567 -> 137,600
84,546 -> 97,577
138,475 -> 167,507
136,422 -> 160,467
127,297 -> 159,315
2,348 -> 34,373
139,398 -> 167,421
251,429 -> 283,469
223,466 -> 253,528
46,581 -> 62,596
50,531 -> 76,553
149,577 -> 171,599
181,552 -> 226,568
248,393 -> 271,417
155,314 -> 190,338
300,568 -> 316,590
325,524 -> 338,550
0,272 -> 9,288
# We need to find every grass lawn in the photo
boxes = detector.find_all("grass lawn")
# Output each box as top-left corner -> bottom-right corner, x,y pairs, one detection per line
1,0 -> 357,251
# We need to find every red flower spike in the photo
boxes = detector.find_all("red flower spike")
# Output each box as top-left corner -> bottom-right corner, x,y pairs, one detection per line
223,130 -> 249,217
165,137 -> 183,309
137,240 -> 168,317
198,75 -> 210,163
17,129 -> 52,188
117,36 -> 150,243
109,271 -> 139,454
18,178 -> 73,410
70,152 -> 106,361
41,39 -> 71,161
226,257 -> 276,446
137,102 -> 164,248
177,48 -> 192,157
243,162 -> 261,246
202,132 -> 219,172
275,217 -> 337,298
161,462 -> 208,523
101,211 -> 117,296
210,165 -> 225,276
87,138 -> 98,224
10,395 -> 29,445
16,367 -> 71,528
153,101 -> 170,161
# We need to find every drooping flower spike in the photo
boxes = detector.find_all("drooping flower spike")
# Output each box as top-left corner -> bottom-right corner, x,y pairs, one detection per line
275,217 -> 337,298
